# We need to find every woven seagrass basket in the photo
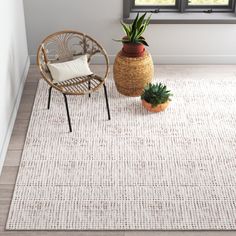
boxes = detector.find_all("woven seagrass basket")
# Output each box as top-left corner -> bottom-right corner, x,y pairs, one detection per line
113,51 -> 154,97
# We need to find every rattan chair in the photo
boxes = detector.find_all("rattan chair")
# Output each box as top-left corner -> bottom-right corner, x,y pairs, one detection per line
37,30 -> 111,132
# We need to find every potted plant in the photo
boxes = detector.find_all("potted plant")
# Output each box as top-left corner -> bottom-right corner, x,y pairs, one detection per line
114,13 -> 151,57
141,83 -> 173,112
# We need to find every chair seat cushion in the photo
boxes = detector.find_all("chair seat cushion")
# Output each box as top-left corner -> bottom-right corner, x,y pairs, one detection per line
47,55 -> 93,83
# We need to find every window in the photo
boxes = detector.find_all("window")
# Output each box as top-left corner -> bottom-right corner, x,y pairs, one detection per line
135,0 -> 176,6
131,0 -> 235,12
123,0 -> 236,23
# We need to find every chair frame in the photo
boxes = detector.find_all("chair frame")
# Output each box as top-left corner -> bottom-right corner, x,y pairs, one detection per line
37,30 -> 111,132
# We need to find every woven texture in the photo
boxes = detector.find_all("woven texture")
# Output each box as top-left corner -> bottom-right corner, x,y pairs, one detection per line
6,70 -> 236,230
113,51 -> 154,97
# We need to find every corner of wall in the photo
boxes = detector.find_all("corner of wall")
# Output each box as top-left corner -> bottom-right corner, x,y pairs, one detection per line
0,56 -> 30,175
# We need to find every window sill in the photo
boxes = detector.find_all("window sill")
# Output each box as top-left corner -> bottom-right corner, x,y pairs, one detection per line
124,12 -> 236,24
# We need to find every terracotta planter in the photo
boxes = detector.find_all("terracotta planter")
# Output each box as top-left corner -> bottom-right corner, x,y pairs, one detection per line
142,100 -> 169,113
122,43 -> 145,58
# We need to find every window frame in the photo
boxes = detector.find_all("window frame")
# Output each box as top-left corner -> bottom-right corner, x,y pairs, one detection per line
185,0 -> 235,12
131,0 -> 235,12
123,0 -> 236,16
132,0 -> 180,11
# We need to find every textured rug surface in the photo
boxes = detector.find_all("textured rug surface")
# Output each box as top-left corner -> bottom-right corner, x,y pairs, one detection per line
6,68 -> 236,230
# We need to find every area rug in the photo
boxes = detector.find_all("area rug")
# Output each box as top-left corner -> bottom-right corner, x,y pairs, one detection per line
6,68 -> 236,230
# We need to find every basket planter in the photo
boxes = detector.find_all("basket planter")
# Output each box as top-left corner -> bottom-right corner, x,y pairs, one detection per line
113,51 -> 154,97
142,100 -> 169,113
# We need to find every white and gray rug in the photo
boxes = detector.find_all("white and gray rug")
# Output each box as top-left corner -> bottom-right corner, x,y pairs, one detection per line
6,68 -> 236,230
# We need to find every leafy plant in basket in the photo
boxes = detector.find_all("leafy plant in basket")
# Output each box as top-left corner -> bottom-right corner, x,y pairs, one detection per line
141,83 -> 173,112
114,13 -> 151,57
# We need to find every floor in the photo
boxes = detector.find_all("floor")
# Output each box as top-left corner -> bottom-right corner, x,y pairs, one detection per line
0,65 -> 236,236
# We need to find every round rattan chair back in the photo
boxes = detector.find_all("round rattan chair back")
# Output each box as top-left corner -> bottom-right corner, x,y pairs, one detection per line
37,30 -> 109,95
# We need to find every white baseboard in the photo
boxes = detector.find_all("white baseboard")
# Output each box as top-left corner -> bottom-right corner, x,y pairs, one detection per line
30,54 -> 236,65
0,56 -> 30,175
151,55 -> 236,65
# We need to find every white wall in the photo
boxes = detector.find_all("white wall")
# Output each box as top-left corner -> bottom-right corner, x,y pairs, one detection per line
23,0 -> 236,64
0,0 -> 29,173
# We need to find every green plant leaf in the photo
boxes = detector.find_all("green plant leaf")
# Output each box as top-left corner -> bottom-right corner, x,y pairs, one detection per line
138,39 -> 149,46
145,14 -> 152,27
137,13 -> 147,30
121,22 -> 130,38
129,25 -> 132,31
115,13 -> 151,45
131,28 -> 138,42
141,82 -> 173,107
131,13 -> 139,33
112,39 -> 130,43
136,26 -> 145,39
112,39 -> 123,42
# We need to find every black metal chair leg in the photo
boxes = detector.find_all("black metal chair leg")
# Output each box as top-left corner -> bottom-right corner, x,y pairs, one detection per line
103,84 -> 111,120
47,86 -> 52,109
88,80 -> 91,98
63,94 -> 72,132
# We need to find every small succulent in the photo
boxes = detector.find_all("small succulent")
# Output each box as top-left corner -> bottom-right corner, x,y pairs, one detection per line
141,83 -> 173,108
114,13 -> 151,46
